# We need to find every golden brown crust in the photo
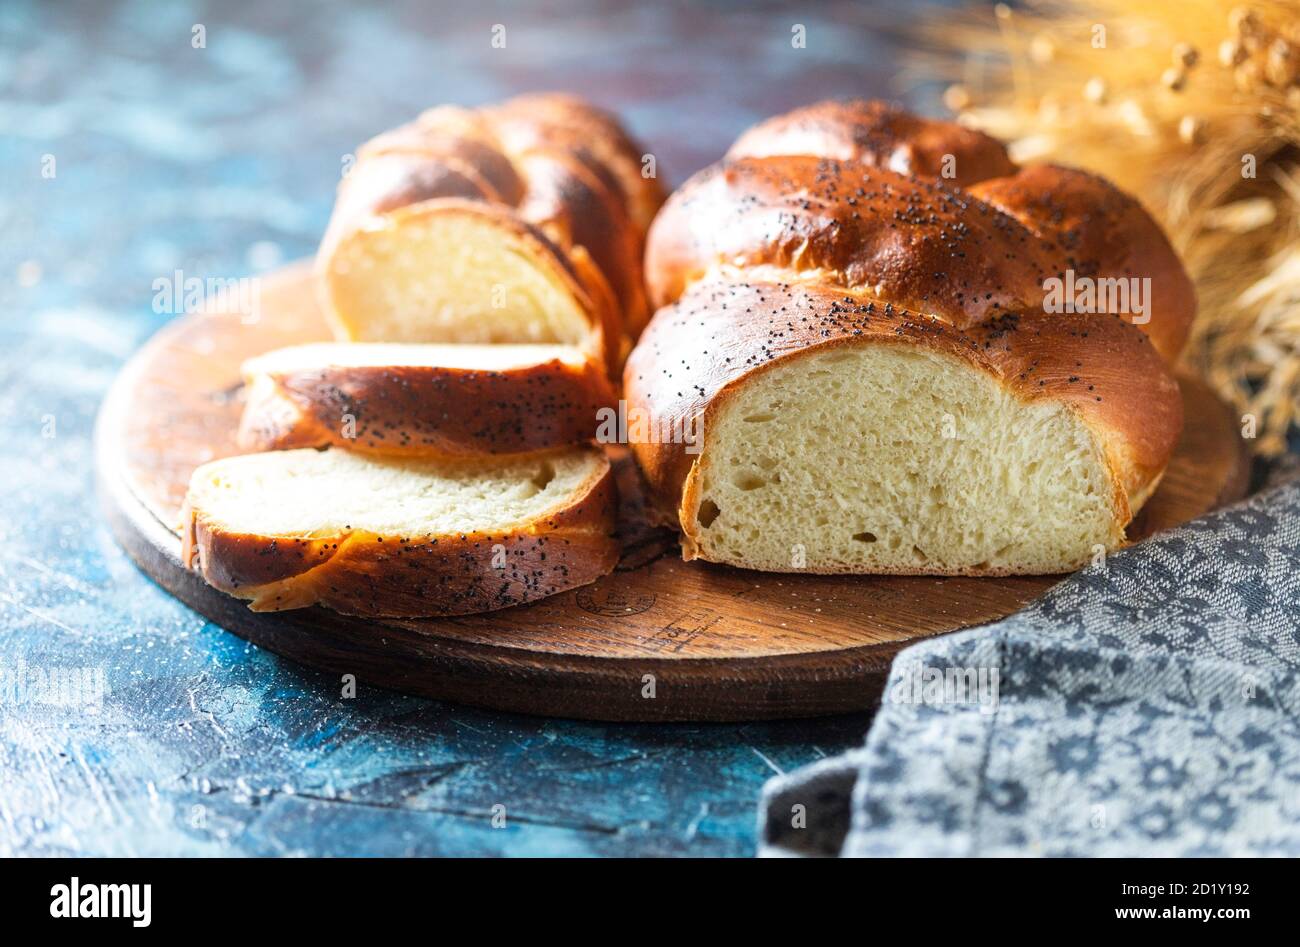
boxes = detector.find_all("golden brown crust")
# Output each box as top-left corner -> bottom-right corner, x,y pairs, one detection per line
649,103 -> 1194,365
513,148 -> 649,339
180,450 -> 620,618
645,157 -> 1058,320
238,350 -> 617,458
624,280 -> 1182,539
319,93 -> 665,348
966,164 -> 1196,362
727,99 -> 1018,186
485,93 -> 664,232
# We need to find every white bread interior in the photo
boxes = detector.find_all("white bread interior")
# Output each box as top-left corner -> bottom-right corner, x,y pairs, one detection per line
188,447 -> 603,539
322,202 -> 598,348
683,344 -> 1124,574
242,341 -> 592,375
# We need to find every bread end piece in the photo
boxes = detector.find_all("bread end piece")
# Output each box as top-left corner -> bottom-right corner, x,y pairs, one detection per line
181,447 -> 619,617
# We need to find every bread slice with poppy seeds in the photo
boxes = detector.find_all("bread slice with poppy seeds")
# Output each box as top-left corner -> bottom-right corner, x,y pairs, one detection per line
180,445 -> 618,617
238,342 -> 616,458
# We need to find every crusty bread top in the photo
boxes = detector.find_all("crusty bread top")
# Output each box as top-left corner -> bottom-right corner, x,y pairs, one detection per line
238,342 -> 616,458
646,157 -> 1055,319
647,102 -> 1195,364
966,164 -> 1196,362
624,279 -> 1182,523
727,98 -> 1018,186
477,93 -> 663,232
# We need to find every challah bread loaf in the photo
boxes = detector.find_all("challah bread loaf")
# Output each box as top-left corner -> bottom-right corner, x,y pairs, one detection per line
181,446 -> 618,617
625,280 -> 1181,574
239,343 -> 615,458
318,94 -> 665,369
627,100 -> 1193,575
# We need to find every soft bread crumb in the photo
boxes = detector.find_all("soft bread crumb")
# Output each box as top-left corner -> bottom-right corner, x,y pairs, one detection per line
685,344 -> 1122,574
189,447 -> 601,538
326,206 -> 593,346
243,342 -> 589,375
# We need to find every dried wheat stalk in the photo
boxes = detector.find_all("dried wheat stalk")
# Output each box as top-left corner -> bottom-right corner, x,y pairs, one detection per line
911,0 -> 1300,454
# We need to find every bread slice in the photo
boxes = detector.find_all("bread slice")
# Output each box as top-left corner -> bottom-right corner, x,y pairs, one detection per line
181,446 -> 618,617
238,342 -> 616,458
624,281 -> 1183,576
318,198 -> 620,369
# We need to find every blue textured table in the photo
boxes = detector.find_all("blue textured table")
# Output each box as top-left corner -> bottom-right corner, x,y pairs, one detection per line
0,0 -> 913,856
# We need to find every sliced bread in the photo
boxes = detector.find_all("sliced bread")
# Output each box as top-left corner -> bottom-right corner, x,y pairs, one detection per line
625,280 -> 1182,576
238,342 -> 616,458
181,446 -> 618,617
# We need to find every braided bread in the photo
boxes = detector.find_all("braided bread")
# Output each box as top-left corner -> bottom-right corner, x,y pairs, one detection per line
626,100 -> 1193,576
318,93 -> 665,370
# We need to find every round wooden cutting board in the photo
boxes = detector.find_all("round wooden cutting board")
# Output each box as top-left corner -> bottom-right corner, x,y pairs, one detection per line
96,264 -> 1251,721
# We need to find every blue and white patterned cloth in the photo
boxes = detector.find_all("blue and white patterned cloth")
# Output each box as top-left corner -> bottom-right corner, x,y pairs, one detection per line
760,463 -> 1300,857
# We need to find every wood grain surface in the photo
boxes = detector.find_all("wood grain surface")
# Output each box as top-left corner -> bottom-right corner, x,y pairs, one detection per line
96,263 -> 1252,721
